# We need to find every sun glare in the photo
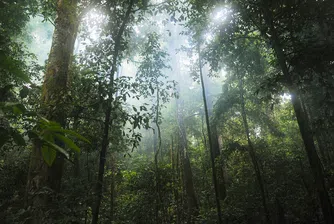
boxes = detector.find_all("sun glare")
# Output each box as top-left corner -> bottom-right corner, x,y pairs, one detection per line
211,6 -> 232,23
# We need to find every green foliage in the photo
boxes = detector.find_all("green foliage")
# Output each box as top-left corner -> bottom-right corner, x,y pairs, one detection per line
1,1 -> 334,223
34,117 -> 90,165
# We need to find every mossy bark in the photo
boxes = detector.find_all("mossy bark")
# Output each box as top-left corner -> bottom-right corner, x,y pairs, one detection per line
26,0 -> 78,222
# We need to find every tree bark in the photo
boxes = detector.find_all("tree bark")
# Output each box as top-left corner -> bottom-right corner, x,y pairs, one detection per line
239,77 -> 271,224
198,44 -> 223,224
154,85 -> 163,223
109,153 -> 116,223
176,98 -> 199,223
262,5 -> 334,223
203,71 -> 227,201
91,1 -> 134,223
211,124 -> 227,200
27,0 -> 78,222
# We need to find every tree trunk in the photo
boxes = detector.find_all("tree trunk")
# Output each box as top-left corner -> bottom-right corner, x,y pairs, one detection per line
109,153 -> 116,223
203,71 -> 227,201
262,6 -> 334,223
239,77 -> 271,223
73,115 -> 81,177
211,125 -> 227,200
198,44 -> 223,224
176,98 -> 199,223
91,105 -> 111,224
154,85 -> 163,223
27,0 -> 78,222
91,1 -> 134,223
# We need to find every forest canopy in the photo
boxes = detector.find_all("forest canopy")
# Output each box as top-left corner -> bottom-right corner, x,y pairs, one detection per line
0,0 -> 334,223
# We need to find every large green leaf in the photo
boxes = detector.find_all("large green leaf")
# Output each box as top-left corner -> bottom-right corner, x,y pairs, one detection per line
1,56 -> 31,83
54,133 -> 80,153
2,102 -> 27,115
41,146 -> 57,166
43,138 -> 70,160
0,127 -> 10,149
45,127 -> 90,144
12,131 -> 26,146
61,129 -> 91,143
19,86 -> 29,99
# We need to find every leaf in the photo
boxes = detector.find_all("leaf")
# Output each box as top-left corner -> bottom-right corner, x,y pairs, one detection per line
39,117 -> 61,128
15,70 -> 31,83
27,130 -> 39,139
12,131 -> 26,146
57,129 -> 90,144
0,127 -> 10,149
54,133 -> 80,153
19,86 -> 29,99
43,139 -> 70,159
25,111 -> 38,116
3,102 -> 26,115
41,146 -> 57,166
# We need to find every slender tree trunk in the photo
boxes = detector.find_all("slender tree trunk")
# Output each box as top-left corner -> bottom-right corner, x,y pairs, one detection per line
171,136 -> 174,165
175,139 -> 181,224
27,0 -> 78,222
275,197 -> 285,224
91,1 -> 134,223
154,84 -> 163,223
211,125 -> 227,200
198,44 -> 223,224
92,105 -> 111,224
73,116 -> 80,177
239,77 -> 271,223
109,153 -> 116,223
203,72 -> 227,201
262,6 -> 334,223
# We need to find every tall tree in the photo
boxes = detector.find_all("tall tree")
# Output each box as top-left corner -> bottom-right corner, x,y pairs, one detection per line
198,44 -> 223,224
239,75 -> 271,223
260,3 -> 334,222
27,0 -> 79,222
91,0 -> 135,223
176,97 -> 199,223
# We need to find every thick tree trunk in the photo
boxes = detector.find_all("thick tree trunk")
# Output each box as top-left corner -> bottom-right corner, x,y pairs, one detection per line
176,98 -> 199,223
239,77 -> 271,224
262,6 -> 334,223
27,0 -> 78,222
290,92 -> 333,223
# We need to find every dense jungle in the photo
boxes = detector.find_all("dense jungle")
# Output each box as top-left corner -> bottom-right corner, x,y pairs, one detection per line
1,0 -> 334,223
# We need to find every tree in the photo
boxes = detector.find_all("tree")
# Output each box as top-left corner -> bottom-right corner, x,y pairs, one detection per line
26,1 -> 79,222
198,44 -> 223,224
1,1 -> 334,223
